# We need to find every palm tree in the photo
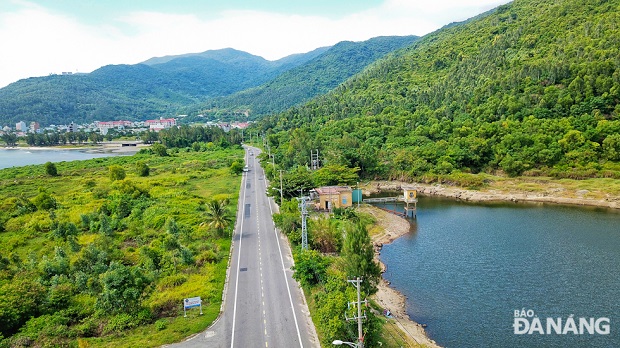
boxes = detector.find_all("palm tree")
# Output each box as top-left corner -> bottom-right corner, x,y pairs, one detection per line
204,199 -> 232,237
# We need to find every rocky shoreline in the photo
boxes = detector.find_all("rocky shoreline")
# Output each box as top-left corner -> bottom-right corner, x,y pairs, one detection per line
366,180 -> 620,210
360,205 -> 441,348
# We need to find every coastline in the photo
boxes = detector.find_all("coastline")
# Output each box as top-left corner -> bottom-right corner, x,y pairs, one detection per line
360,205 -> 441,348
2,142 -> 146,154
367,180 -> 620,210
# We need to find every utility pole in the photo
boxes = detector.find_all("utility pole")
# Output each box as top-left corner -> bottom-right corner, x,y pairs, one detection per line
279,170 -> 284,205
297,192 -> 310,250
345,277 -> 366,348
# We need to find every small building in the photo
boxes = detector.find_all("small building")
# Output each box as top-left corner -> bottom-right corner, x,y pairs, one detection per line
145,118 -> 176,129
16,121 -> 27,132
314,186 -> 353,210
29,122 -> 40,133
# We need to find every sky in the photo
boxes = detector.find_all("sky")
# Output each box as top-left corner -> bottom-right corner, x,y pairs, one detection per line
0,0 -> 512,88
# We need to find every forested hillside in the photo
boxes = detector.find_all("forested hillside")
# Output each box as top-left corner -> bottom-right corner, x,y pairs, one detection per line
0,48 -> 326,127
194,36 -> 419,118
258,0 -> 620,179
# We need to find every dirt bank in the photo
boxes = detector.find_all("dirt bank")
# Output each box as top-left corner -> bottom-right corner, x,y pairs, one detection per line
360,205 -> 441,348
365,180 -> 620,210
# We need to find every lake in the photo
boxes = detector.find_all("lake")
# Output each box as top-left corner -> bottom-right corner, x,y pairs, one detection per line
377,196 -> 619,348
0,148 -> 126,169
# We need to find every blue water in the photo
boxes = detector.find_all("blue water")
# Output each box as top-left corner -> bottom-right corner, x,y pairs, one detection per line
0,148 -> 122,169
378,197 -> 620,348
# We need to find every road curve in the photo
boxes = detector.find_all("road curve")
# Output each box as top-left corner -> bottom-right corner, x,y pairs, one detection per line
166,145 -> 319,348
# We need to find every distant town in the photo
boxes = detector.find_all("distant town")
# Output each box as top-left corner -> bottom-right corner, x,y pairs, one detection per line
0,117 -> 251,138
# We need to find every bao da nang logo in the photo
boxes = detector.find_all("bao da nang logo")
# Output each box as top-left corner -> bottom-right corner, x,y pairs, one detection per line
514,309 -> 610,335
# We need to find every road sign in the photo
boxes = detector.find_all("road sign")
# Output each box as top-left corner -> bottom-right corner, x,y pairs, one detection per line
183,296 -> 203,317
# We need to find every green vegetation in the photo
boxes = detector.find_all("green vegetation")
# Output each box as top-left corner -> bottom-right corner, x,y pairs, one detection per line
262,160 -> 360,203
257,0 -> 620,181
0,143 -> 243,347
274,200 -> 384,347
44,162 -> 58,177
0,38 -> 419,127
194,36 -> 419,119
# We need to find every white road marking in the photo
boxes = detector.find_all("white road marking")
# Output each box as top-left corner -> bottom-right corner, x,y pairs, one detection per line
230,149 -> 250,348
265,150 -> 304,348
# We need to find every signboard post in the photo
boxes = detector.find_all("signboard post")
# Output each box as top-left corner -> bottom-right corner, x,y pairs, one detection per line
183,296 -> 203,317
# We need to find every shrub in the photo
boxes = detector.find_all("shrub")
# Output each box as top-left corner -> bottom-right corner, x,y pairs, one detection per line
155,319 -> 167,331
136,161 -> 150,177
31,190 -> 57,210
151,143 -> 168,157
104,313 -> 136,334
195,250 -> 220,265
158,274 -> 187,290
44,162 -> 58,176
108,165 -> 126,181
292,249 -> 330,287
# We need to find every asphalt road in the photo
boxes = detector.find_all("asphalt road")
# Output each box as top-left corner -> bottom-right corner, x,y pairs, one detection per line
167,146 -> 318,348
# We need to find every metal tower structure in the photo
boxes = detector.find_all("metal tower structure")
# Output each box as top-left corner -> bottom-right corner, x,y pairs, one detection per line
310,149 -> 320,170
298,196 -> 310,250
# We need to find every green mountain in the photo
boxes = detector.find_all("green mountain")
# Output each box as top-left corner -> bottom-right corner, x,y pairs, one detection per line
259,0 -> 620,179
0,48 -> 327,127
190,36 -> 419,118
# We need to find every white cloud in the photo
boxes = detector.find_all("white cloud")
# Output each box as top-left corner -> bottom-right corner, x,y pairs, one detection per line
0,0 -> 511,88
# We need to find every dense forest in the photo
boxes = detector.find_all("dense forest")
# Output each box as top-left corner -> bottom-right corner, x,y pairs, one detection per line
256,0 -> 620,180
0,48 -> 325,127
190,36 -> 419,118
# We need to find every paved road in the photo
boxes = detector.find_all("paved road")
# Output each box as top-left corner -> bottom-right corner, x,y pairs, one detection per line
167,146 -> 318,348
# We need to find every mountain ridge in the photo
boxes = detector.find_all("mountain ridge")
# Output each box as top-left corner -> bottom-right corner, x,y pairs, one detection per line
0,37 -> 410,127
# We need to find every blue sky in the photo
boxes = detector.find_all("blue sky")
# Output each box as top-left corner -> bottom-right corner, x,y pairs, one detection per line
0,0 -> 511,87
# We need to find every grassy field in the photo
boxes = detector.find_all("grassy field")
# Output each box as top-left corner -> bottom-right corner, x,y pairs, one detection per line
0,146 -> 243,347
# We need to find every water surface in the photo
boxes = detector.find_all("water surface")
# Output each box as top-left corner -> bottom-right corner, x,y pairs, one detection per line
378,197 -> 619,348
0,148 -> 122,169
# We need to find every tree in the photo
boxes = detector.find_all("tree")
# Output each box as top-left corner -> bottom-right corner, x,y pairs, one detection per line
97,262 -> 148,314
109,165 -> 126,181
89,132 -> 100,144
44,162 -> 58,176
31,189 -> 57,210
151,143 -> 168,157
341,222 -> 380,295
203,199 -> 233,237
313,164 -> 360,187
142,131 -> 159,145
1,133 -> 17,146
135,161 -> 150,177
292,249 -> 330,287
309,215 -> 341,253
229,160 -> 244,175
